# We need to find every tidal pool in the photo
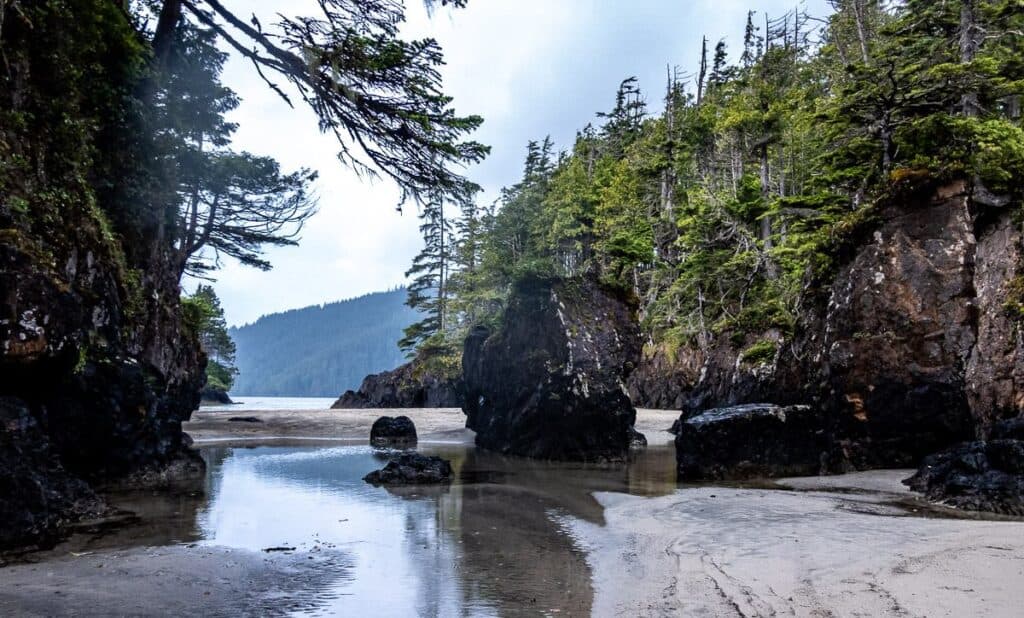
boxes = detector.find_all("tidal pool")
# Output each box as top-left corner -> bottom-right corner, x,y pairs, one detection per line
97,442 -> 677,616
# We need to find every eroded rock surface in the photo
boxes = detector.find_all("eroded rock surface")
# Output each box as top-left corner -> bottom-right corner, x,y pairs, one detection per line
462,276 -> 641,461
676,404 -> 833,480
333,362 -> 463,409
363,453 -> 453,485
369,415 -> 418,447
904,434 -> 1024,516
676,180 -> 1021,479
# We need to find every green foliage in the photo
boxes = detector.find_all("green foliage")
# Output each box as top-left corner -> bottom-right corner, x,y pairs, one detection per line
740,339 -> 778,365
182,285 -> 237,391
412,0 -> 1023,363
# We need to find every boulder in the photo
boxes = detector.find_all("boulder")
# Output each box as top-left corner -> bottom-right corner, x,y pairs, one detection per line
332,362 -> 463,409
904,433 -> 1024,516
369,415 -> 418,447
462,276 -> 642,461
675,404 -> 833,480
363,453 -> 453,485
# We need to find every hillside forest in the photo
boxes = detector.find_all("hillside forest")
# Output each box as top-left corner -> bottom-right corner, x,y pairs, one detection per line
399,1 -> 1024,377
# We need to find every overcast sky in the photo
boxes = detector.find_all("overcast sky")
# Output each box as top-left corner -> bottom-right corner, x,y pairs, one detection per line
203,0 -> 831,326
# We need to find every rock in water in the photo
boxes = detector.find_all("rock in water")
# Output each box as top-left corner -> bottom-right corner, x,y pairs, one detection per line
462,276 -> 642,461
332,361 -> 463,409
363,453 -> 453,485
904,418 -> 1024,515
369,415 -> 418,447
675,404 -> 832,480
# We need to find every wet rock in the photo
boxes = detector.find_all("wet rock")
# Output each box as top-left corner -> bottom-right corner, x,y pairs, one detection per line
990,417 -> 1024,441
668,418 -> 682,435
363,453 -> 453,485
332,361 -> 463,409
462,276 -> 642,461
675,404 -> 833,480
628,427 -> 648,450
904,436 -> 1024,515
369,415 -> 418,447
0,397 -> 105,549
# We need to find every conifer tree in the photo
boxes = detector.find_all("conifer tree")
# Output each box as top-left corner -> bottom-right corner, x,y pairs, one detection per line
400,195 -> 453,354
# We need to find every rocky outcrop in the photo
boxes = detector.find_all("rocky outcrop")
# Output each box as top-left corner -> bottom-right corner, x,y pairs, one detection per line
462,276 -> 642,461
332,362 -> 463,409
200,386 -> 233,405
363,453 -> 453,485
676,179 -> 1021,477
904,417 -> 1024,515
369,415 -> 418,447
1,4 -> 204,549
676,404 -> 834,480
627,344 -> 702,409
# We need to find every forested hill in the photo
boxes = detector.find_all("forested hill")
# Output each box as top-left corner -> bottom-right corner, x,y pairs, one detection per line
229,289 -> 417,396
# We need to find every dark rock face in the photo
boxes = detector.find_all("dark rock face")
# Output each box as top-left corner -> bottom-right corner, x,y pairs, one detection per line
904,430 -> 1024,515
628,427 -> 648,450
0,5 -> 204,549
627,345 -> 702,409
332,362 -> 463,409
676,180 -> 1020,476
675,404 -> 833,480
0,397 -> 105,549
363,453 -> 453,485
462,276 -> 642,461
200,386 -> 233,405
369,415 -> 418,447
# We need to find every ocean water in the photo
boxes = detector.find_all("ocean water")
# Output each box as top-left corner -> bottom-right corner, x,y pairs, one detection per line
200,396 -> 338,412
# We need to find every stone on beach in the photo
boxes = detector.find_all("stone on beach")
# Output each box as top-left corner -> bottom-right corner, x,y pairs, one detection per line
363,453 -> 453,485
675,403 -> 832,480
369,415 -> 418,447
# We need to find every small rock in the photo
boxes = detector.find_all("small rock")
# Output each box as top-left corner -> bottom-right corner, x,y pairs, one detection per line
904,438 -> 1024,515
628,427 -> 647,450
363,453 -> 453,485
369,415 -> 417,447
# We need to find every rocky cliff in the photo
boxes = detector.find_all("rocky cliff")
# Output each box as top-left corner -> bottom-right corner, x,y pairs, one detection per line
462,276 -> 642,461
674,178 -> 1023,475
0,3 -> 204,549
332,361 -> 464,409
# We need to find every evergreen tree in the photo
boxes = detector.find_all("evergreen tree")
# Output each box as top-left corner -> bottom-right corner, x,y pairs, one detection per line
400,195 -> 454,354
182,285 -> 237,391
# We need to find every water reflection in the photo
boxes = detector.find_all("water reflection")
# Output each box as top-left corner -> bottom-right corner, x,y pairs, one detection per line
93,443 -> 677,616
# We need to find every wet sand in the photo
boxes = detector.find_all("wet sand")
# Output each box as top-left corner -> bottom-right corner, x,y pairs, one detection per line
570,476 -> 1024,617
184,406 -> 682,446
2,407 -> 1023,617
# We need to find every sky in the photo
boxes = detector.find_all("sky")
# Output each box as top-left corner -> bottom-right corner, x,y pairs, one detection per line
203,0 -> 831,326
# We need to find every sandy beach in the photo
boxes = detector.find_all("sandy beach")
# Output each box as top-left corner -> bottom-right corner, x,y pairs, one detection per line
2,406 -> 1022,617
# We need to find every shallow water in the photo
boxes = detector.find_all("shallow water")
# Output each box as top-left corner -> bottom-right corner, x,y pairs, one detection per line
89,443 -> 680,616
